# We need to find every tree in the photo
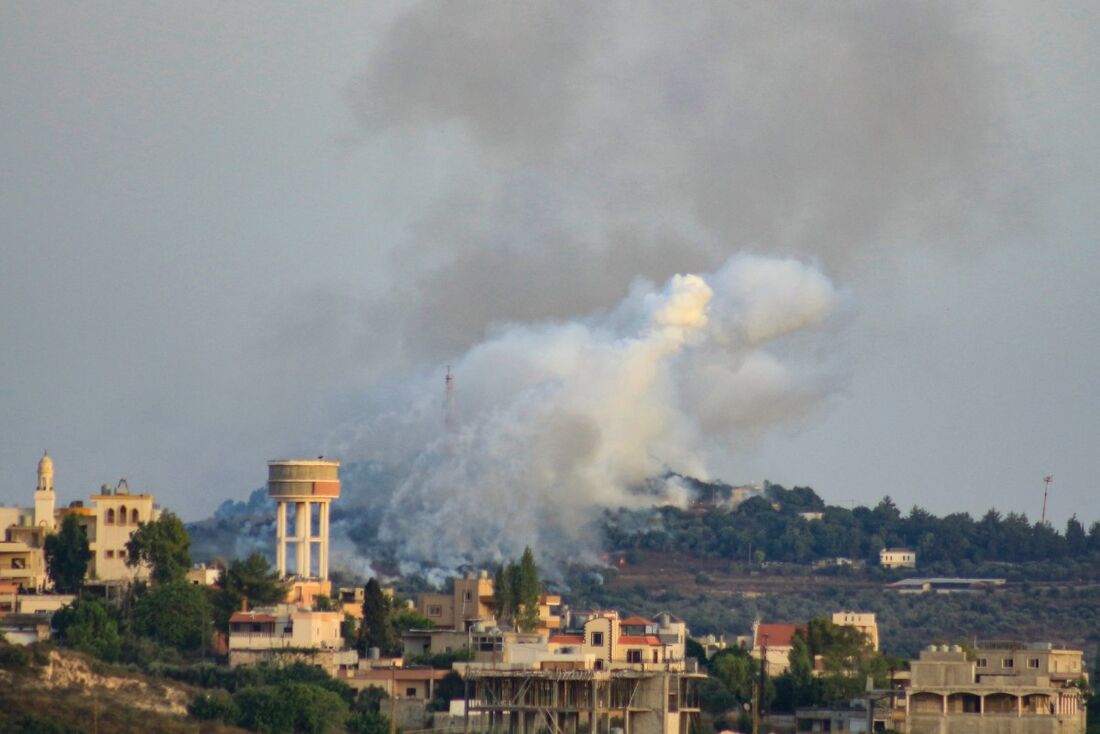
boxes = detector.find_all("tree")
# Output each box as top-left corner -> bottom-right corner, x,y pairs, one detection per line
43,514 -> 91,593
134,580 -> 212,651
515,546 -> 541,632
360,578 -> 392,653
709,648 -> 754,701
235,682 -> 349,734
1066,515 -> 1087,556
213,553 -> 287,631
53,598 -> 121,661
126,511 -> 191,584
492,564 -> 513,626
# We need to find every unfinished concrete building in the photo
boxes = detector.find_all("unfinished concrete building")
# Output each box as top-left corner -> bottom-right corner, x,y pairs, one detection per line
463,667 -> 702,734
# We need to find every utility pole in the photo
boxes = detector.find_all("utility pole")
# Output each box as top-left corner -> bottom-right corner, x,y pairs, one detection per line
753,633 -> 768,734
1040,475 -> 1053,525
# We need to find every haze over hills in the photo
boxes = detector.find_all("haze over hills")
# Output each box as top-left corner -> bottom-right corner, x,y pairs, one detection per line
189,461 -> 1100,582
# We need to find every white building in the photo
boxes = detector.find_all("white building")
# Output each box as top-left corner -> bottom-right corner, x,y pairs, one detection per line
880,548 -> 917,569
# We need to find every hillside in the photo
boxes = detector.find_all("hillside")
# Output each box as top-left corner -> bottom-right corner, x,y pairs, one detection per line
560,549 -> 1100,659
0,643 -> 247,734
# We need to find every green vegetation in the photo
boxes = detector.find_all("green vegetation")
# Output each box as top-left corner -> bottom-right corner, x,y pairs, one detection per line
604,485 -> 1100,566
125,511 -> 192,584
182,662 -> 393,734
43,514 -> 92,593
213,553 -> 288,632
492,545 -> 541,631
357,577 -> 434,655
133,579 -> 213,651
359,577 -> 393,653
695,616 -> 905,720
52,597 -> 122,661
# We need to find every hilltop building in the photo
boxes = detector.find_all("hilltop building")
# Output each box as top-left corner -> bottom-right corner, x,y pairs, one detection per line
880,548 -> 917,569
898,643 -> 1086,734
0,453 -> 157,590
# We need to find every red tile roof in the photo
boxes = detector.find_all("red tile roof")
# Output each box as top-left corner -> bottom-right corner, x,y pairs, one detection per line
618,635 -> 662,646
754,623 -> 805,648
230,612 -> 276,623
550,634 -> 584,645
620,616 -> 655,626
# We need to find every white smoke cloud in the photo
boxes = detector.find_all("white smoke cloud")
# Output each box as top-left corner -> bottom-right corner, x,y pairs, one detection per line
345,254 -> 843,570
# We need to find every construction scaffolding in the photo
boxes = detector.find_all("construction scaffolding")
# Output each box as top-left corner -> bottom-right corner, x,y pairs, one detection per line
462,668 -> 703,734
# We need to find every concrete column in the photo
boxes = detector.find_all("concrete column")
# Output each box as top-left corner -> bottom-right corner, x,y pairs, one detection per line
296,502 -> 310,577
319,501 -> 329,580
276,502 -> 287,577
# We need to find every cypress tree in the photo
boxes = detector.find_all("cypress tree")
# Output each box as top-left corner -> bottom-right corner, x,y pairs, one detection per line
361,577 -> 391,653
515,546 -> 540,632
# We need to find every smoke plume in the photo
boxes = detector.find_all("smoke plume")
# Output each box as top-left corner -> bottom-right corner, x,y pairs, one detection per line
323,1 -> 1023,570
334,255 -> 842,570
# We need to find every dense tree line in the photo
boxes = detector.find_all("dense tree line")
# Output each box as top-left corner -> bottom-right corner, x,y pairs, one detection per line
603,484 -> 1100,565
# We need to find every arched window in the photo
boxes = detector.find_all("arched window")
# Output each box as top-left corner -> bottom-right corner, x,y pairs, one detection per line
118,505 -> 127,524
106,509 -> 115,524
131,508 -> 139,524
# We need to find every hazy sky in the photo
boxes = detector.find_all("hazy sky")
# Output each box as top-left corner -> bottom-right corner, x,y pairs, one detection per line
2,2 -> 1098,528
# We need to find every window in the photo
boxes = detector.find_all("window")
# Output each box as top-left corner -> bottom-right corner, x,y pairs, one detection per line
406,687 -> 417,698
106,509 -> 115,524
428,605 -> 442,617
1002,658 -> 1014,669
594,659 -> 604,671
977,658 -> 988,668
591,631 -> 604,647
652,650 -> 659,663
11,558 -> 25,569
106,550 -> 115,559
118,505 -> 128,524
1028,658 -> 1040,669
131,509 -> 139,524
627,650 -> 643,663
119,550 -> 126,558
464,591 -> 472,601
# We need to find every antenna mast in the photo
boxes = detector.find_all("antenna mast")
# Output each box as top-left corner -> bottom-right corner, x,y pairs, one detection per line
1040,475 -> 1053,525
444,366 -> 456,436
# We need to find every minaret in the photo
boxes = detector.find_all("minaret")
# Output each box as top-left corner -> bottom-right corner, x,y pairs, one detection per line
35,451 -> 56,529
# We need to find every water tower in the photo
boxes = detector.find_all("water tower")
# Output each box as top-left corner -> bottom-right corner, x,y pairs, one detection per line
267,459 -> 340,580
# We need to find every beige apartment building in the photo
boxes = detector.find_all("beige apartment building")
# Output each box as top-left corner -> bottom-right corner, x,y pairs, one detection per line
900,644 -> 1086,734
78,480 -> 157,582
415,571 -> 563,633
832,611 -> 880,651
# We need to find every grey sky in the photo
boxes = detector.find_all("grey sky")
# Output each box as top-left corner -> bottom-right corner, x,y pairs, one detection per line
2,2 -> 1098,529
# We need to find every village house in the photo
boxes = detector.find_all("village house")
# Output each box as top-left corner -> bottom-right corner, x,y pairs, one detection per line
880,548 -> 917,569
897,643 -> 1086,734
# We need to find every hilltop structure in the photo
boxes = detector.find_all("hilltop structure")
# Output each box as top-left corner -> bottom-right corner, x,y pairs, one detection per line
0,453 -> 157,590
880,548 -> 917,569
